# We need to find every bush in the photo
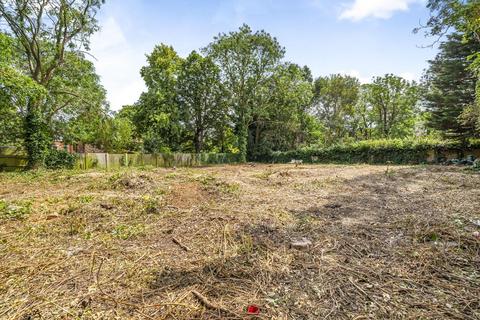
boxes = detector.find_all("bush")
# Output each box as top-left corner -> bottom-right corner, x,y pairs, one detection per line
259,138 -> 480,165
44,149 -> 77,169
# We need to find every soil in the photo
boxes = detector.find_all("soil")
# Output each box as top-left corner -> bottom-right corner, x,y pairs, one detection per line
0,164 -> 479,319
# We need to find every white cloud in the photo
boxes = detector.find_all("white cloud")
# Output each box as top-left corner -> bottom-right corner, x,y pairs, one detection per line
399,72 -> 418,82
89,17 -> 146,111
339,0 -> 421,21
339,69 -> 372,84
337,70 -> 419,83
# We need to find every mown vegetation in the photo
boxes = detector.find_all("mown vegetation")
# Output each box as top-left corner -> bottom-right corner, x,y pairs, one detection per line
0,0 -> 479,166
1,164 -> 479,319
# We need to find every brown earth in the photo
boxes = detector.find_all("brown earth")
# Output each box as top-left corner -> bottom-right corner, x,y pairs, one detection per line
0,164 -> 479,319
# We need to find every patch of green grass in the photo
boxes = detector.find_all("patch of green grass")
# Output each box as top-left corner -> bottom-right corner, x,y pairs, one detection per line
78,194 -> 95,204
142,195 -> 162,214
66,216 -> 87,236
254,170 -> 275,180
112,224 -> 146,240
218,181 -> 240,194
0,200 -> 32,220
193,174 -> 240,195
165,172 -> 179,179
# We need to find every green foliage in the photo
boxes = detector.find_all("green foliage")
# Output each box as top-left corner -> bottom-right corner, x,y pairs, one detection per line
0,0 -> 104,168
112,224 -> 145,240
94,116 -> 135,153
262,138 -> 480,165
312,74 -> 360,145
24,105 -> 51,168
44,149 -> 77,170
249,63 -> 314,158
205,24 -> 285,162
177,51 -> 227,153
416,0 -> 480,40
0,200 -> 32,220
0,62 -> 46,146
423,33 -> 479,140
362,74 -> 419,139
419,0 -> 480,138
460,103 -> 480,136
134,44 -> 184,153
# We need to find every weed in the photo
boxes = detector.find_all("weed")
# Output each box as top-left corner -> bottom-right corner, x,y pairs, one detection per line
0,200 -> 32,220
78,194 -> 94,204
254,170 -> 274,180
142,195 -> 162,214
112,224 -> 146,240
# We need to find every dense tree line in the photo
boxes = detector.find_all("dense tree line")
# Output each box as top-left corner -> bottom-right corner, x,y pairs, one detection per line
122,25 -> 424,161
1,0 -> 479,167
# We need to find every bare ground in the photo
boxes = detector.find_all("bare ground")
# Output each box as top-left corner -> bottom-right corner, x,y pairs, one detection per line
0,164 -> 479,319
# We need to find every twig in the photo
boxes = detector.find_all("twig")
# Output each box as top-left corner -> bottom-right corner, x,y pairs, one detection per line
191,290 -> 239,318
172,237 -> 190,252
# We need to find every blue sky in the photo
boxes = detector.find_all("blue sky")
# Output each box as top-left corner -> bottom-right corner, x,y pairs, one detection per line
89,0 -> 438,110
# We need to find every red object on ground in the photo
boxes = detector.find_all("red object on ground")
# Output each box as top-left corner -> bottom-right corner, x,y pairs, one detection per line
246,304 -> 260,314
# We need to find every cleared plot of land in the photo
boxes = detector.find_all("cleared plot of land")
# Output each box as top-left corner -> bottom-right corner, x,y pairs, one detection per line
0,164 -> 479,319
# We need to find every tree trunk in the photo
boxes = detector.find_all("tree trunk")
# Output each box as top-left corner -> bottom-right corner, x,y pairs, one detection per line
24,101 -> 51,169
237,116 -> 248,163
194,128 -> 203,153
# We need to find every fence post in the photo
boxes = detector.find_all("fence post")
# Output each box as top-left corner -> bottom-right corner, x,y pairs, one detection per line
84,152 -> 87,170
105,153 -> 108,171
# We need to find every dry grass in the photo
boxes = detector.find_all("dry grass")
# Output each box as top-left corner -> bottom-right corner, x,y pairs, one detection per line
0,164 -> 479,319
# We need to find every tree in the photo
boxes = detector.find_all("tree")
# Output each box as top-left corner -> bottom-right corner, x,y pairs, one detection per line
350,84 -> 375,141
247,63 -> 314,157
93,115 -> 135,153
134,44 -> 184,153
418,0 -> 480,135
312,74 -> 360,145
415,0 -> 480,42
0,65 -> 46,146
177,51 -> 227,153
205,24 -> 285,161
1,33 -> 44,145
363,75 -> 419,138
0,0 -> 104,168
423,33 -> 480,140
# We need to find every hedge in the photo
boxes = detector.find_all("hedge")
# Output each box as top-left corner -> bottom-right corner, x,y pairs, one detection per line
260,139 -> 480,165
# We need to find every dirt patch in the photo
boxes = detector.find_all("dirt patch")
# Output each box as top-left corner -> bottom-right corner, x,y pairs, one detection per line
0,164 -> 479,319
167,182 -> 211,209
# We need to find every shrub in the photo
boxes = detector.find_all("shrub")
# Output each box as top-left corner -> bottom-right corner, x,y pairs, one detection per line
0,200 -> 32,220
44,149 -> 76,169
259,138 -> 480,165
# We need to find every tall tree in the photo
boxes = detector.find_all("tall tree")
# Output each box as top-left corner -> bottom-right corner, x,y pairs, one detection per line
423,33 -> 480,140
0,0 -> 104,168
0,33 -> 45,145
312,74 -> 360,145
134,44 -> 184,153
177,51 -> 227,153
363,75 -> 419,138
249,63 -> 314,156
418,0 -> 480,135
205,24 -> 285,162
350,84 -> 375,141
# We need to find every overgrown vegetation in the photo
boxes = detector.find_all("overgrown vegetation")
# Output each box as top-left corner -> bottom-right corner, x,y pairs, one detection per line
44,149 -> 77,170
1,0 -> 479,166
0,165 -> 478,319
264,138 -> 480,164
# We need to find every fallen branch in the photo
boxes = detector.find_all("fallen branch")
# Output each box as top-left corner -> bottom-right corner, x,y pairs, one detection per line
172,237 -> 190,252
191,290 -> 239,318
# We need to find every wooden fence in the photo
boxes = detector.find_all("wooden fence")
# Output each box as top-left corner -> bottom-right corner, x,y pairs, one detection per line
0,147 -> 238,171
75,153 -> 238,170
